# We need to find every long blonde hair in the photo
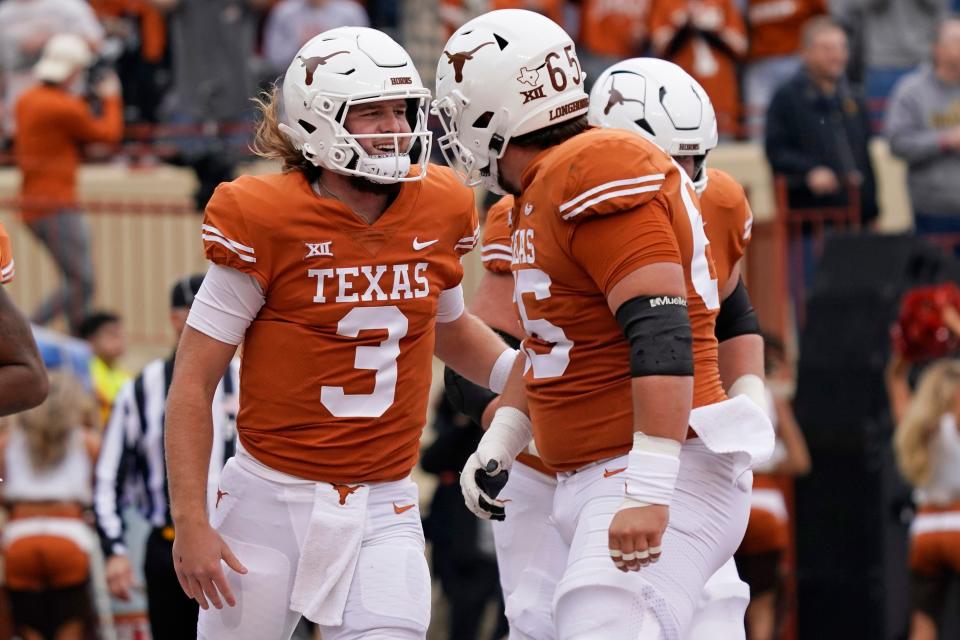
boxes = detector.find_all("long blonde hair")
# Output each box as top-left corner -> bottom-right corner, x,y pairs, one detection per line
895,359 -> 960,486
250,84 -> 318,178
17,372 -> 90,471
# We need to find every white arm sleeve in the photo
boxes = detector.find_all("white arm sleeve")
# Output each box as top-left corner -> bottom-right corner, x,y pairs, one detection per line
186,264 -> 266,345
436,284 -> 465,324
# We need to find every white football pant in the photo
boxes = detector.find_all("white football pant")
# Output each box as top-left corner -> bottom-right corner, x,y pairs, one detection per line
197,452 -> 430,640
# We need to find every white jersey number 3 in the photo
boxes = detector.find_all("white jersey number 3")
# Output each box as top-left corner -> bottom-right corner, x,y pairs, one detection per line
321,306 -> 408,417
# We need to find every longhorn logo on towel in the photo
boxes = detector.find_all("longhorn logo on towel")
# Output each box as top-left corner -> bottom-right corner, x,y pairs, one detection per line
215,488 -> 229,508
331,483 -> 363,505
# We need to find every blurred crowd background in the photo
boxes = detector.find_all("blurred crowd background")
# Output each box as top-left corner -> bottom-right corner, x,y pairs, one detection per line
1,1 -> 960,639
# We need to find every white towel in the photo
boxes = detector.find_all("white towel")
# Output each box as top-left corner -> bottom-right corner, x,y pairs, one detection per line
289,481 -> 368,626
687,395 -> 776,479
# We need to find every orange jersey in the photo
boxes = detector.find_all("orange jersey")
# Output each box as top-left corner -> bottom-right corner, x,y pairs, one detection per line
579,0 -> 651,57
746,0 -> 826,60
481,195 -> 515,276
202,168 -> 479,484
699,168 -> 753,290
0,222 -> 13,284
15,86 -> 123,221
738,473 -> 789,554
649,0 -> 747,137
510,128 -> 724,472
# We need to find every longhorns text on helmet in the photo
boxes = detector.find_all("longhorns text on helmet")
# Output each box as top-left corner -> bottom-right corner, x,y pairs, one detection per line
279,27 -> 433,184
431,10 -> 590,195
587,58 -> 719,193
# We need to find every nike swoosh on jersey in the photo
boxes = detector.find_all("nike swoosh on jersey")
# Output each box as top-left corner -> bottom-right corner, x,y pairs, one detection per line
413,237 -> 439,250
603,467 -> 627,478
393,502 -> 416,514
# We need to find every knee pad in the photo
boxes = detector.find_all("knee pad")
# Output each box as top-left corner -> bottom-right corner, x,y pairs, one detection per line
323,544 -> 430,640
554,583 -> 674,640
506,568 -> 556,640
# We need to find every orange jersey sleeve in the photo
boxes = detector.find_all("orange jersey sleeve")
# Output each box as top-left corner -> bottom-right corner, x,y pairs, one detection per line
202,181 -> 270,291
481,195 -> 515,274
213,168 -> 477,483
700,168 -> 753,291
509,129 -> 723,472
0,222 -> 13,284
569,197 -> 681,296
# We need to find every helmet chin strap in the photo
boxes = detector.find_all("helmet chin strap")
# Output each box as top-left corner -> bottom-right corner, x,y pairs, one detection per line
357,153 -> 412,183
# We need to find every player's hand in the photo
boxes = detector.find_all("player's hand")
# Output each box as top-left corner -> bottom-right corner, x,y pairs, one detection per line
608,504 -> 669,572
806,166 -> 840,195
461,452 -> 509,521
172,520 -> 247,610
105,554 -> 136,600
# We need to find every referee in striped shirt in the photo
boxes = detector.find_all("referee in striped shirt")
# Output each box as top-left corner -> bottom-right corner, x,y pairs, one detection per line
93,274 -> 239,640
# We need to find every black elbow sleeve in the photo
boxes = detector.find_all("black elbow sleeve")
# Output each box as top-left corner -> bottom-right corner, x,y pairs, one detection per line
443,329 -> 520,426
615,295 -> 693,377
715,278 -> 760,343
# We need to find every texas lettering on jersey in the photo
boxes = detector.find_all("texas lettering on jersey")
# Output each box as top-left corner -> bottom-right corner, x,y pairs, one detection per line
201,167 -> 478,484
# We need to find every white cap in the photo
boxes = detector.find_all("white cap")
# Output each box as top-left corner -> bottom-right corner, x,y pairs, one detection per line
34,33 -> 93,83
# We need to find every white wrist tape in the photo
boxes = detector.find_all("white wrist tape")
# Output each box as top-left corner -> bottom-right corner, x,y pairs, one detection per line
621,432 -> 681,508
489,348 -> 519,395
729,373 -> 766,410
478,406 -> 534,469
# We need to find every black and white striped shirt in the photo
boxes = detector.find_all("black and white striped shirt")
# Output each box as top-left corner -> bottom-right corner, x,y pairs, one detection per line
93,356 -> 240,557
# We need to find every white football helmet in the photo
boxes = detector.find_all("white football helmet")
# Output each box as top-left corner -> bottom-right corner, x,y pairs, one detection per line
279,27 -> 432,183
432,9 -> 589,194
588,58 -> 718,193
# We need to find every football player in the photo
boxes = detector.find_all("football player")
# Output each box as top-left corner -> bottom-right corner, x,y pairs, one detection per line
163,28 -> 518,640
433,10 -> 773,639
0,221 -> 49,415
588,58 -> 764,640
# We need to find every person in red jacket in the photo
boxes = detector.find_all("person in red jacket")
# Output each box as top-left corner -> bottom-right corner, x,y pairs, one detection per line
14,33 -> 123,334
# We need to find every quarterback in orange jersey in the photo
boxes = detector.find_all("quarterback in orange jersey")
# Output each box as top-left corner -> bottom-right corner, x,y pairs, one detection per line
434,10 -> 773,639
589,59 -> 765,640
163,28 -> 519,640
0,221 -> 49,415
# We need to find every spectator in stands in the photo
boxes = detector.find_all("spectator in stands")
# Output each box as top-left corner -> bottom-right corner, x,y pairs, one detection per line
886,17 -> 960,236
263,0 -> 369,76
832,0 -> 950,133
765,16 -> 878,227
890,358 -> 960,640
0,372 -> 101,640
0,0 -> 104,140
78,311 -> 130,427
93,274 -> 239,640
0,221 -> 49,415
14,33 -> 123,334
89,0 -> 170,124
742,0 -> 827,140
153,0 -> 272,211
735,334 -> 810,640
577,0 -> 650,91
649,0 -> 748,138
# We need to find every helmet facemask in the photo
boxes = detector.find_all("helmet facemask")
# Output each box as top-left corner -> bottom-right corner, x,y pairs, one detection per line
433,90 -> 507,194
279,27 -> 433,184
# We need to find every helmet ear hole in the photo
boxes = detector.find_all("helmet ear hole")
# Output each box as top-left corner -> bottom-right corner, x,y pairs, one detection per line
472,111 -> 494,129
298,119 -> 317,134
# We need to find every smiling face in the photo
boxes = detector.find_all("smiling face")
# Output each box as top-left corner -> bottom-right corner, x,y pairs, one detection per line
344,98 -> 413,157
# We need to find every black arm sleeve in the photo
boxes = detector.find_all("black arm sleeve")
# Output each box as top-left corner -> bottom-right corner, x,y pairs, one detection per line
443,329 -> 521,426
715,277 -> 760,343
